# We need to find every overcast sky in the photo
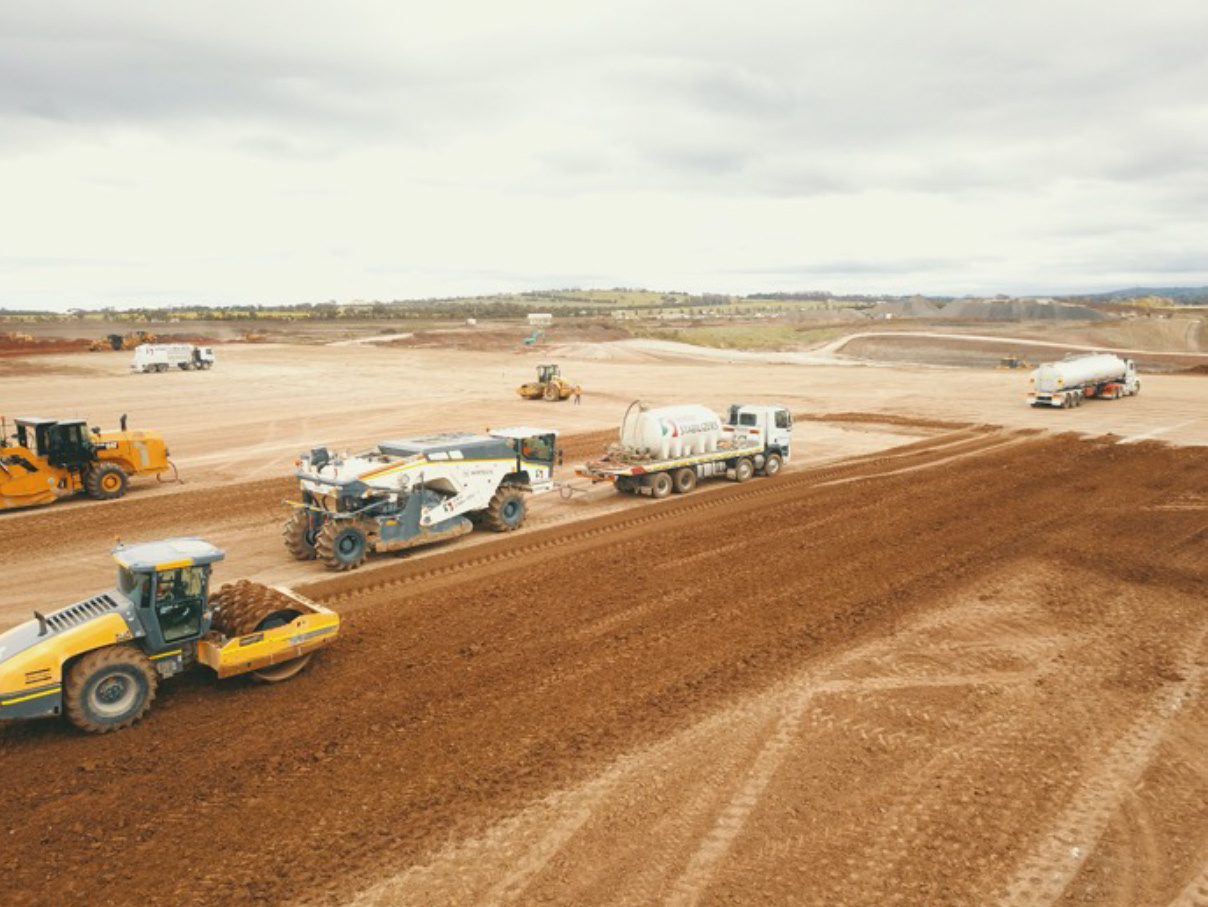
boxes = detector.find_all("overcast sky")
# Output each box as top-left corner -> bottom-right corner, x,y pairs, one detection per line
2,1 -> 1206,310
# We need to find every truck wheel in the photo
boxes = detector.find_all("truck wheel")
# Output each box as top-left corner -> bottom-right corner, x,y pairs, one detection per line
672,468 -> 697,494
484,486 -> 527,531
85,463 -> 128,500
64,646 -> 157,734
316,522 -> 369,571
282,510 -> 319,561
615,476 -> 637,495
645,472 -> 673,499
733,458 -> 755,483
760,454 -> 783,478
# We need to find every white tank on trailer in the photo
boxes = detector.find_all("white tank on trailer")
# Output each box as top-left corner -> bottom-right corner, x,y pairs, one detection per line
1032,353 -> 1129,393
620,403 -> 722,459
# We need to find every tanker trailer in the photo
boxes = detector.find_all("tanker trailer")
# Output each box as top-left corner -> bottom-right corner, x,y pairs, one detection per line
1027,353 -> 1140,408
578,401 -> 793,498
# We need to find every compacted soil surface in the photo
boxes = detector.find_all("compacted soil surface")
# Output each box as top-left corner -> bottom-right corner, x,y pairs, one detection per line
1,428 -> 1206,906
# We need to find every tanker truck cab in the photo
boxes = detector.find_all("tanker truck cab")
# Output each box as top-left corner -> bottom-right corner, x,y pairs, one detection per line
725,404 -> 793,462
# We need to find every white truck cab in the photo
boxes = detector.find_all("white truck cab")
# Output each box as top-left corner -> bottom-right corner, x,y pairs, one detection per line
724,404 -> 794,462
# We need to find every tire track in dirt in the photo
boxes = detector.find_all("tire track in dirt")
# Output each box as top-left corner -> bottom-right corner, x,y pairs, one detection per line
2,434 -> 1206,906
998,621 -> 1208,905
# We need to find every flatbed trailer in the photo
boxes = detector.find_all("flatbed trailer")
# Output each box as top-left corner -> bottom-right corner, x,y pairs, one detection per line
577,402 -> 792,498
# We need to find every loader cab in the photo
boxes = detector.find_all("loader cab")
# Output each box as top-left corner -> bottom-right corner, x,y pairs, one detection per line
536,364 -> 560,383
14,419 -> 95,469
113,539 -> 226,653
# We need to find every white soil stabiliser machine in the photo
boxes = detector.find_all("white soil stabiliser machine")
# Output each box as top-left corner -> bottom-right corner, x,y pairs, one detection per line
284,427 -> 560,571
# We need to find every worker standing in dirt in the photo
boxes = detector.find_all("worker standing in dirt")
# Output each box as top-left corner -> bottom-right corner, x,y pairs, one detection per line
573,386 -> 582,405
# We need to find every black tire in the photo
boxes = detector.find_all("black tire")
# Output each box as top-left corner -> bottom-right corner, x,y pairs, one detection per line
85,463 -> 128,500
316,522 -> 369,571
672,467 -> 697,494
543,383 -> 560,401
645,472 -> 673,499
760,453 -> 783,478
64,646 -> 157,734
615,476 -> 638,495
733,458 -> 755,482
483,486 -> 527,531
282,510 -> 319,561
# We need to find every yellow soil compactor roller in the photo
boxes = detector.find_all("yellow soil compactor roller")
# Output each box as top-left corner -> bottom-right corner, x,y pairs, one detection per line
0,414 -> 174,511
0,538 -> 339,733
516,364 -> 578,402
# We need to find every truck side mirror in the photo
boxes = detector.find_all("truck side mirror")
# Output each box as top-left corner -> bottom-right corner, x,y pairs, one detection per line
558,449 -> 564,465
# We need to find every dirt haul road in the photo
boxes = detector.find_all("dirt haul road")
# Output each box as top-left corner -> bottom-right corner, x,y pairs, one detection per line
1,431 -> 1206,906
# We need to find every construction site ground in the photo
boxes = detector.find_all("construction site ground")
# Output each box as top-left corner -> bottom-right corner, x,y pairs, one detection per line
1,335 -> 1207,906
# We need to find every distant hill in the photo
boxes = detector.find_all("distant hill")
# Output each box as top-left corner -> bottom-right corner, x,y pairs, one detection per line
1080,287 -> 1208,304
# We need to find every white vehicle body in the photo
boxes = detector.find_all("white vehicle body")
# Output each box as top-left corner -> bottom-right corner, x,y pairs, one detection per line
1027,353 -> 1140,408
578,402 -> 793,496
131,344 -> 216,373
288,426 -> 559,570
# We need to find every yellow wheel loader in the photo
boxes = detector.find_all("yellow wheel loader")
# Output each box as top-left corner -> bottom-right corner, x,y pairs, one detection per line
0,538 -> 339,733
0,415 -> 174,511
517,363 -> 577,402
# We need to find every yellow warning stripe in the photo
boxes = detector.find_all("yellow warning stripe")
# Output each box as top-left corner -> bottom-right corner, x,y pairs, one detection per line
1,685 -> 62,706
150,649 -> 183,660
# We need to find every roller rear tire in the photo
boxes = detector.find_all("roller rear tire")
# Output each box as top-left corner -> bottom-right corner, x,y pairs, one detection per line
64,646 -> 157,734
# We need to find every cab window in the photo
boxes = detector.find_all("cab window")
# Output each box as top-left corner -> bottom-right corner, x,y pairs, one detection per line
519,435 -> 553,462
117,567 -> 148,607
775,410 -> 791,429
739,413 -> 758,427
153,566 -> 208,643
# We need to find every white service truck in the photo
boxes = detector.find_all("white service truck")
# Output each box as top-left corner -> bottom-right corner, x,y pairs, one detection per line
1027,353 -> 1140,408
131,344 -> 216,373
578,402 -> 793,497
284,426 -> 560,571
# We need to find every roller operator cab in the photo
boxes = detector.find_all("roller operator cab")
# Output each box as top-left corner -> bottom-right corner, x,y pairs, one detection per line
0,539 -> 338,733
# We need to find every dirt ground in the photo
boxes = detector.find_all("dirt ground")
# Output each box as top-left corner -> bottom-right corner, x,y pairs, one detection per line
1,329 -> 1206,906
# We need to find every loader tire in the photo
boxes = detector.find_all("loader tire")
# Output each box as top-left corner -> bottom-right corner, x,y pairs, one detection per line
733,458 -> 755,483
483,486 -> 526,531
283,510 -> 318,561
64,645 -> 157,734
85,463 -> 128,500
316,522 -> 369,571
760,453 -> 783,478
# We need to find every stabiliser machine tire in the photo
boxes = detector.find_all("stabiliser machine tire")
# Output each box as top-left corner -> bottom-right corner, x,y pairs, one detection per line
483,486 -> 527,531
64,645 -> 158,734
543,383 -> 560,402
316,521 -> 369,571
282,510 -> 318,561
84,463 -> 129,501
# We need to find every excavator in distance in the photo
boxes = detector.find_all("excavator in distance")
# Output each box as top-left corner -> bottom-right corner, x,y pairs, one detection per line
0,414 -> 174,511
